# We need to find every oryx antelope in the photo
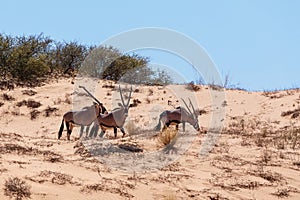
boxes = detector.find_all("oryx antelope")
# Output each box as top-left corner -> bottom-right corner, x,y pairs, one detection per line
90,85 -> 133,138
58,86 -> 107,140
154,98 -> 200,132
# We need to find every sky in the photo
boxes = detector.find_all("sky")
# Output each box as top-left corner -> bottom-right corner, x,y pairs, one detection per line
0,0 -> 300,91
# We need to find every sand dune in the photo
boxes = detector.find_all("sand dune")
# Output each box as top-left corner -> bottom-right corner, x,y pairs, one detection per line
0,78 -> 300,199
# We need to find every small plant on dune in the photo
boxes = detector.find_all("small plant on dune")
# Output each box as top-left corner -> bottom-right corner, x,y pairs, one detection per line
2,93 -> 15,101
21,90 -> 37,96
261,148 -> 272,164
0,101 -> 4,107
158,128 -> 178,146
281,108 -> 300,119
145,97 -> 151,104
4,177 -> 31,200
130,99 -> 141,107
16,99 -> 41,109
44,106 -> 58,117
64,93 -> 72,104
148,88 -> 154,96
186,81 -> 201,92
30,109 -> 41,120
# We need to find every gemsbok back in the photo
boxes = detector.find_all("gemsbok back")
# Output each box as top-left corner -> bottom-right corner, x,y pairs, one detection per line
58,86 -> 107,140
90,85 -> 133,138
154,98 -> 200,132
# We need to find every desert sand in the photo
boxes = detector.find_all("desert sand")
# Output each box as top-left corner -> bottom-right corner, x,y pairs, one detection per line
0,78 -> 300,199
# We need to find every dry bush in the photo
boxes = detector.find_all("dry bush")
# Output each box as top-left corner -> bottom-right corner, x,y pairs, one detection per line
11,107 -> 21,116
27,99 -> 41,108
30,109 -> 40,120
4,177 -> 31,200
2,93 -> 15,101
74,141 -> 91,158
80,180 -> 134,198
64,93 -> 72,104
125,120 -> 140,135
186,81 -> 201,92
118,143 -> 143,152
158,128 -> 178,146
0,143 -> 61,159
281,108 -> 300,119
44,106 -> 58,117
27,170 -> 76,185
148,88 -> 154,96
0,101 -> 4,107
102,82 -> 115,89
145,97 -> 151,104
130,99 -> 141,107
261,149 -> 272,164
208,84 -> 224,91
16,99 -> 41,108
272,187 -> 290,198
22,90 -> 37,96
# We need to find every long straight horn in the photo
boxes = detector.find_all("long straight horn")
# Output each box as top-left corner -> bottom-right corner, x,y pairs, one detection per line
188,98 -> 197,119
79,85 -> 102,105
126,85 -> 133,107
181,98 -> 194,117
119,85 -> 126,107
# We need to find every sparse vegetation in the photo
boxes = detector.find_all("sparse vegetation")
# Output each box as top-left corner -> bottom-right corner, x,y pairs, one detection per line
4,177 -> 31,200
1,33 -> 172,86
281,108 -> 300,119
21,90 -> 37,96
186,81 -> 201,92
130,99 -> 141,107
44,106 -> 58,117
2,93 -> 15,101
30,109 -> 40,120
16,99 -> 41,108
158,128 -> 178,146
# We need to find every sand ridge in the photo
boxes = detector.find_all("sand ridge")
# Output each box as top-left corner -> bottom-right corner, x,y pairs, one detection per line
0,78 -> 300,199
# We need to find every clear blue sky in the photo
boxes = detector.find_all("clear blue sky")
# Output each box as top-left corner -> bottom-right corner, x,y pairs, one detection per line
1,0 -> 299,91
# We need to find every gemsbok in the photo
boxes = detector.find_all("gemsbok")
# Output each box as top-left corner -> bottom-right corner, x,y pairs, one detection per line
154,98 -> 200,132
58,86 -> 107,140
90,85 -> 133,138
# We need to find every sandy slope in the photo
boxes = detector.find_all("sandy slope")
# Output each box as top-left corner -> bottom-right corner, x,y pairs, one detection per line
0,78 -> 300,199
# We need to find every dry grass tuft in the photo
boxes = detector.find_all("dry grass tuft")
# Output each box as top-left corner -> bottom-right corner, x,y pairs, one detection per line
64,93 -> 72,104
44,106 -> 58,117
4,177 -> 31,200
130,99 -> 141,107
148,88 -> 154,96
30,109 -> 41,120
16,99 -> 41,108
2,93 -> 15,101
186,81 -> 201,92
22,90 -> 37,96
158,128 -> 178,146
281,108 -> 300,119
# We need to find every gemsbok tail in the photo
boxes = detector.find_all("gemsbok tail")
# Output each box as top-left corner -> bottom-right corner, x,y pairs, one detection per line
58,119 -> 64,139
154,114 -> 162,131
